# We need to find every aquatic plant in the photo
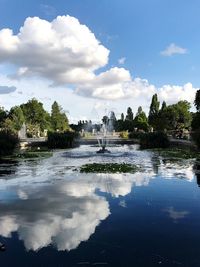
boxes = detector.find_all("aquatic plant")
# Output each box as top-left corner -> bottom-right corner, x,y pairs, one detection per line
80,163 -> 139,173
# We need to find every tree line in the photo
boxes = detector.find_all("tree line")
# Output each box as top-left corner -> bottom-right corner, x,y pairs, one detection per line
70,94 -> 194,137
0,90 -> 200,146
0,99 -> 70,137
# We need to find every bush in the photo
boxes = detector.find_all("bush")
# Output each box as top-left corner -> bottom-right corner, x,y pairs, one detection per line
140,132 -> 169,149
119,131 -> 129,139
192,129 -> 200,150
128,131 -> 145,139
47,131 -> 77,149
0,130 -> 19,156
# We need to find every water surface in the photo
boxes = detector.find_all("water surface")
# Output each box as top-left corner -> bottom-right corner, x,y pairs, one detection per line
0,145 -> 200,267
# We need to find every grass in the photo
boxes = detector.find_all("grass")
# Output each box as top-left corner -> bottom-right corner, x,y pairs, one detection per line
80,163 -> 139,173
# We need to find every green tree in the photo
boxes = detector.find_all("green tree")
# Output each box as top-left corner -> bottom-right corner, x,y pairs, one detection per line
194,89 -> 200,111
162,101 -> 191,131
148,94 -> 160,129
0,106 -> 7,127
126,107 -> 134,121
51,101 -> 69,132
121,113 -> 124,121
7,106 -> 25,132
134,106 -> 149,131
21,98 -> 50,131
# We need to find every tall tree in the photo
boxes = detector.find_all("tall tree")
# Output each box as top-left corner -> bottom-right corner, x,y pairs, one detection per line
126,107 -> 134,121
134,106 -> 148,131
51,101 -> 69,132
121,113 -> 124,121
194,89 -> 200,111
148,94 -> 160,129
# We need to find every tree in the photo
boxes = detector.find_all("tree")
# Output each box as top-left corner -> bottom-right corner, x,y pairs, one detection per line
194,89 -> 200,111
51,101 -> 69,132
126,107 -> 134,121
21,98 -> 50,132
134,106 -> 149,131
121,113 -> 124,121
161,101 -> 191,131
7,106 -> 25,132
148,94 -> 160,129
0,106 -> 7,127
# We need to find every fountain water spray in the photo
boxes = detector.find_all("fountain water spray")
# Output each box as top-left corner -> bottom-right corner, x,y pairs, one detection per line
96,111 -> 116,153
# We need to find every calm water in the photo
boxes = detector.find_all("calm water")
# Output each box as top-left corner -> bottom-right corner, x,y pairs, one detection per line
0,145 -> 200,267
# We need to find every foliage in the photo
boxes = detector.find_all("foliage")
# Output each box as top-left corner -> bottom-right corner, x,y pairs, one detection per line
192,129 -> 200,150
148,94 -> 160,129
80,163 -> 139,173
119,131 -> 129,139
194,89 -> 200,111
134,106 -> 149,131
128,131 -> 145,139
3,106 -> 25,133
155,100 -> 191,132
14,151 -> 53,159
126,107 -> 134,121
47,131 -> 76,148
140,132 -> 169,149
21,98 -> 51,132
191,112 -> 200,131
0,106 -> 7,127
51,101 -> 69,132
152,148 -> 200,159
0,130 -> 19,156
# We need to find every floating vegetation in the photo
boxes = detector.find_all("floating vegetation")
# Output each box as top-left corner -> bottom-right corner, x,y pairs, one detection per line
8,151 -> 53,160
17,151 -> 53,159
151,148 -> 200,159
80,163 -> 139,173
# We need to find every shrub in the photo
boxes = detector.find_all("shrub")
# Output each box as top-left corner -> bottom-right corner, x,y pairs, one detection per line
119,131 -> 129,139
128,131 -> 145,139
140,132 -> 169,149
0,130 -> 19,156
192,129 -> 200,150
47,131 -> 77,149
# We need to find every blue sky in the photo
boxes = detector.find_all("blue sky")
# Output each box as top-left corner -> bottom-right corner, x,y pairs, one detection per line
0,0 -> 199,121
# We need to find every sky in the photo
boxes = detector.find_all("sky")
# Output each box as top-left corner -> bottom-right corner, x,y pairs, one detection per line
0,0 -> 199,122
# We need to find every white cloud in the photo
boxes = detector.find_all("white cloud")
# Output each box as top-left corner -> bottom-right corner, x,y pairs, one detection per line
161,43 -> 187,56
158,82 -> 196,104
0,15 -> 109,85
118,57 -> 126,64
163,207 -> 189,221
0,16 -> 198,109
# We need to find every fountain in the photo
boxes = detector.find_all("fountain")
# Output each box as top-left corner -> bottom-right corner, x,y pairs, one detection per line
96,113 -> 115,153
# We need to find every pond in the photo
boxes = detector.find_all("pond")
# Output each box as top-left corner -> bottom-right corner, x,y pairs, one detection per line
0,145 -> 200,267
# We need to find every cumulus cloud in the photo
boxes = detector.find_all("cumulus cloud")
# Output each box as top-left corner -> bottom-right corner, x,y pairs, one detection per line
0,15 -> 109,85
0,85 -> 16,94
0,182 -> 110,251
0,16 -> 198,104
161,43 -> 187,56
